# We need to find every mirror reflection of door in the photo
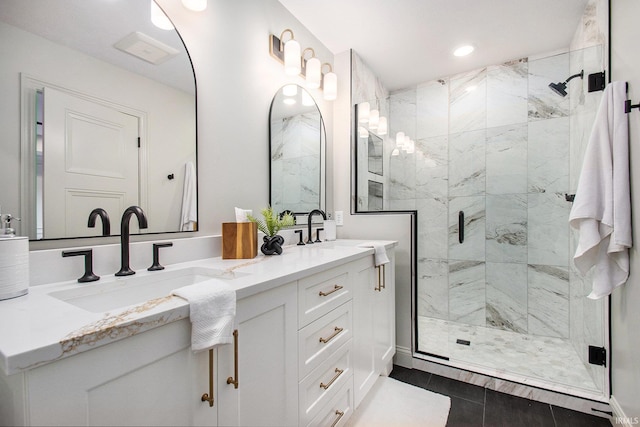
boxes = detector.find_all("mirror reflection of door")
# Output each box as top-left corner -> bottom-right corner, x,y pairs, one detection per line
42,87 -> 140,239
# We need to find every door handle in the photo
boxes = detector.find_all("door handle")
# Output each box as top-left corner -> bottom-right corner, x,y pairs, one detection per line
458,211 -> 464,244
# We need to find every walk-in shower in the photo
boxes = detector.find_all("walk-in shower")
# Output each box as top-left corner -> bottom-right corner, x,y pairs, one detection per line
353,41 -> 609,403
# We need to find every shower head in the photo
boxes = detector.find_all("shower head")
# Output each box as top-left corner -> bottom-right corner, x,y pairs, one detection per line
548,70 -> 584,97
548,81 -> 568,97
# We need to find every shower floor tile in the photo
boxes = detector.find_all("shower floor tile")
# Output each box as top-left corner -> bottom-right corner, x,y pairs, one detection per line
417,316 -> 600,393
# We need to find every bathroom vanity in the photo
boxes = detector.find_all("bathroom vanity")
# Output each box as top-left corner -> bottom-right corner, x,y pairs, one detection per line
0,240 -> 396,426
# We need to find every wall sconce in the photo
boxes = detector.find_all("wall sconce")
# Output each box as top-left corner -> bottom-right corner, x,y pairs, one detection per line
302,48 -> 321,89
377,117 -> 388,136
368,109 -> 380,130
181,0 -> 207,11
358,102 -> 370,123
322,63 -> 337,101
269,29 -> 301,76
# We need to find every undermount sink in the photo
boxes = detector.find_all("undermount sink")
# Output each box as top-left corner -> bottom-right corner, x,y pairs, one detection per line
49,267 -> 245,313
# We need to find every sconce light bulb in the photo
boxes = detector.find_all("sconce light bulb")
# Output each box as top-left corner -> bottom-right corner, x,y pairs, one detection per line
391,148 -> 400,156
306,57 -> 321,89
323,72 -> 337,101
181,0 -> 207,11
150,0 -> 174,30
396,131 -> 405,145
377,117 -> 388,136
283,97 -> 296,105
368,109 -> 380,130
284,39 -> 301,76
358,102 -> 370,123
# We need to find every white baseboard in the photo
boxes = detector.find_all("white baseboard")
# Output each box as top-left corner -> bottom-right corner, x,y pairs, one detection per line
610,396 -> 639,426
393,346 -> 412,368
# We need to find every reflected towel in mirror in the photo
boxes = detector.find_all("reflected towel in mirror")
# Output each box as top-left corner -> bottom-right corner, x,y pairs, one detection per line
181,162 -> 197,231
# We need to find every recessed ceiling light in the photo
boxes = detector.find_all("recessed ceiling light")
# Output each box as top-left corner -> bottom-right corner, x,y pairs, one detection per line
453,45 -> 475,57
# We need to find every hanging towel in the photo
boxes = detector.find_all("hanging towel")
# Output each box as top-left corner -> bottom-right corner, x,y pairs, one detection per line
180,162 -> 197,231
358,242 -> 390,266
569,81 -> 632,299
172,279 -> 236,351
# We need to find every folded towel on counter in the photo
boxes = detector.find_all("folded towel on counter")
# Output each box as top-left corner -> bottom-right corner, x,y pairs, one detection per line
180,162 -> 197,231
172,279 -> 236,351
569,81 -> 632,299
358,242 -> 390,266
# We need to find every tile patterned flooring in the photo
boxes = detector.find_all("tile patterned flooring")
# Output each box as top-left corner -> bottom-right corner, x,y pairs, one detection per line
390,365 -> 612,427
418,316 -> 601,392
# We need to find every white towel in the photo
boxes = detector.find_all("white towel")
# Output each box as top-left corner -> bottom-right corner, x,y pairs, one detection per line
180,162 -> 197,231
569,81 -> 632,299
358,242 -> 390,266
172,279 -> 236,352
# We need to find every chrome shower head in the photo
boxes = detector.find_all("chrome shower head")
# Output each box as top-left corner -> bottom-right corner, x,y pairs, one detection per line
548,81 -> 568,97
548,70 -> 584,97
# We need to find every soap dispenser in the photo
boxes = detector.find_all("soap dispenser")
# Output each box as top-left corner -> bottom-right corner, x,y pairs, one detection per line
0,210 -> 29,300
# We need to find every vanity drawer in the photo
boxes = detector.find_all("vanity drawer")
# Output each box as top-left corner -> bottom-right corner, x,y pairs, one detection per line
299,339 -> 353,426
299,301 -> 352,378
298,264 -> 352,328
305,379 -> 353,427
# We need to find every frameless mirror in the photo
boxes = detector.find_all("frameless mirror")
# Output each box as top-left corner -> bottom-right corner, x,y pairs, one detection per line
269,84 -> 326,218
0,0 -> 197,240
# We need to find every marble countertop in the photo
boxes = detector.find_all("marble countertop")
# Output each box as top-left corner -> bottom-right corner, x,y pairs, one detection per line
0,239 -> 396,376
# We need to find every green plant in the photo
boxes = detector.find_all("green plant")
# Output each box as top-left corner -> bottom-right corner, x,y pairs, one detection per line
247,207 -> 294,237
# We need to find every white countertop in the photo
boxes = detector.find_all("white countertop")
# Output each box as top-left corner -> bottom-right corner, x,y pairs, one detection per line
0,239 -> 396,376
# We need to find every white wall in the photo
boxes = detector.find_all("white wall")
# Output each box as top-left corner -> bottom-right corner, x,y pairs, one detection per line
0,21 -> 195,235
156,0 -> 334,235
611,0 -> 640,421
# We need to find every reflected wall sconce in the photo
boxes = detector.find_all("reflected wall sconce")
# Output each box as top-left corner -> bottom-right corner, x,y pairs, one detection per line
377,117 -> 388,136
358,102 -> 370,123
368,109 -> 380,130
269,30 -> 337,101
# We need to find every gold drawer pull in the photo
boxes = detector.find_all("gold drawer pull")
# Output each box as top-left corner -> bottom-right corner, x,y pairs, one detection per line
330,410 -> 345,427
320,368 -> 344,390
226,329 -> 239,389
319,284 -> 343,297
201,349 -> 214,407
319,326 -> 343,344
380,264 -> 386,289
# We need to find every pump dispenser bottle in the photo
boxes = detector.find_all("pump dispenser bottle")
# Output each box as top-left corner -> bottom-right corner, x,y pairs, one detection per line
0,208 -> 29,300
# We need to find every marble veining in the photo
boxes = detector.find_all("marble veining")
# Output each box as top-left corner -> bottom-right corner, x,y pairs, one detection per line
487,58 -> 528,128
485,194 -> 527,263
449,69 -> 487,133
528,117 -> 570,194
486,124 -> 528,195
448,261 -> 486,326
528,264 -> 569,338
448,130 -> 486,197
417,258 -> 449,320
486,262 -> 528,333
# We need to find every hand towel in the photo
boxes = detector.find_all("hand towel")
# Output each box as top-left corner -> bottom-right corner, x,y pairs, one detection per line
180,162 -> 197,231
172,279 -> 236,351
358,242 -> 390,266
569,81 -> 632,299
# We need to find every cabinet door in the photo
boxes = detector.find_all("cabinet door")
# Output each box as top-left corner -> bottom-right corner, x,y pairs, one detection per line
217,281 -> 298,427
26,320 -> 217,426
374,249 -> 395,375
352,256 -> 377,409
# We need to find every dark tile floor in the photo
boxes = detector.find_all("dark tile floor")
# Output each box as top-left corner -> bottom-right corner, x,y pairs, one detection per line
390,365 -> 613,427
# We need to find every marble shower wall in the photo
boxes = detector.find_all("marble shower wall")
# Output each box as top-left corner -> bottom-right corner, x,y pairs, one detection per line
401,46 -> 605,343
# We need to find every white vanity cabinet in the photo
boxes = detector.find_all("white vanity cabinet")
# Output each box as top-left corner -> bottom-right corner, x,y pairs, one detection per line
353,251 -> 396,408
23,320 -> 216,426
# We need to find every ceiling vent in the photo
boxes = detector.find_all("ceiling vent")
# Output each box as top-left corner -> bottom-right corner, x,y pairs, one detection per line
114,32 -> 179,65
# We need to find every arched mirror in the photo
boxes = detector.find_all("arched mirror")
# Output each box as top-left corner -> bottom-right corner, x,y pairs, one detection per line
269,84 -> 326,217
0,0 -> 197,240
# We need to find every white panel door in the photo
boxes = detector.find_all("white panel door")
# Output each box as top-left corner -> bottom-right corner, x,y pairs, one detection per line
43,87 -> 139,238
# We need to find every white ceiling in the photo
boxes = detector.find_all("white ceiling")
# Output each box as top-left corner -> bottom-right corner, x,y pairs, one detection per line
278,0 -> 591,92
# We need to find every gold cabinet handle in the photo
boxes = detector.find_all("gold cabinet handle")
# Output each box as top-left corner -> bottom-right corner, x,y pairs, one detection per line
320,368 -> 344,390
380,264 -> 385,289
374,266 -> 382,292
319,284 -> 343,297
319,326 -> 343,344
330,410 -> 345,427
201,349 -> 215,407
226,329 -> 239,389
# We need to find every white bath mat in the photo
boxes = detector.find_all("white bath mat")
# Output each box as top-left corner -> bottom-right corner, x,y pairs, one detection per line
347,376 -> 451,427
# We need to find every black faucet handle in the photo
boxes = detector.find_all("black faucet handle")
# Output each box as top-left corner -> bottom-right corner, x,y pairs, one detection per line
148,242 -> 173,271
294,230 -> 305,245
315,228 -> 324,243
62,249 -> 100,283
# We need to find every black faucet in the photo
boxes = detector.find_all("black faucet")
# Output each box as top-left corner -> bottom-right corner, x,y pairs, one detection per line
306,209 -> 326,244
115,206 -> 148,276
88,208 -> 110,236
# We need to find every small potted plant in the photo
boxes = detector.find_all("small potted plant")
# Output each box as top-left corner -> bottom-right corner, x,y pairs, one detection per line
247,207 -> 295,255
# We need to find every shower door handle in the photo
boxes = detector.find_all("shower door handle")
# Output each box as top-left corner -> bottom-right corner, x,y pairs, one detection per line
458,211 -> 464,244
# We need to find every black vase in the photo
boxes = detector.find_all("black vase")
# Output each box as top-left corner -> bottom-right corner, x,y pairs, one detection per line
261,235 -> 285,255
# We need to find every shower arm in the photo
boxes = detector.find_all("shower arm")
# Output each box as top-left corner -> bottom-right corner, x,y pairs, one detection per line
565,70 -> 584,83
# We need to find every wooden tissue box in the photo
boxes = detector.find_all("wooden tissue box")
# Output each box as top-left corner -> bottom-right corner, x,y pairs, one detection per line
222,222 -> 258,259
